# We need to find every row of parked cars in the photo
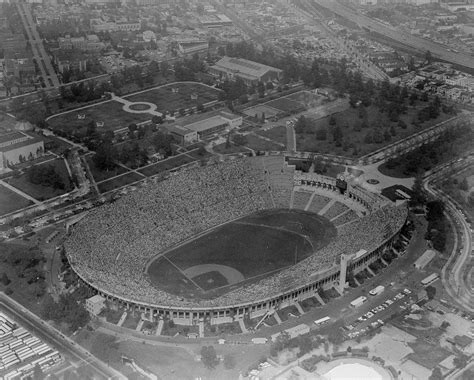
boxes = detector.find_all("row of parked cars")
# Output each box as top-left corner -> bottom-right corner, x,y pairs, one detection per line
345,288 -> 413,339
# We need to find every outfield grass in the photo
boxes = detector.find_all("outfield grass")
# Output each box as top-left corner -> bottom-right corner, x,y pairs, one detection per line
97,172 -> 143,193
147,209 -> 336,299
0,184 -> 32,216
6,159 -> 72,201
295,105 -> 453,156
124,82 -> 221,113
47,100 -> 151,134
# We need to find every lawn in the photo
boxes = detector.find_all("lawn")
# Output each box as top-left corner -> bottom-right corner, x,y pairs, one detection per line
212,142 -> 249,155
85,155 -> 128,183
6,159 -> 72,201
97,172 -> 143,193
245,134 -> 284,152
256,126 -> 287,145
124,82 -> 222,113
0,184 -> 32,216
47,100 -> 151,134
137,154 -> 195,177
295,105 -> 453,157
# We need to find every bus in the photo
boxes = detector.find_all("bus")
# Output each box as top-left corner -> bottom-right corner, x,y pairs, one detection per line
421,273 -> 439,286
350,296 -> 367,308
314,316 -> 331,326
396,189 -> 411,200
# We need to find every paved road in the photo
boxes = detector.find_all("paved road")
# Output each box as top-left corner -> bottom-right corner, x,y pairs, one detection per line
16,2 -> 60,88
0,293 -> 126,380
423,157 -> 474,312
314,0 -> 474,71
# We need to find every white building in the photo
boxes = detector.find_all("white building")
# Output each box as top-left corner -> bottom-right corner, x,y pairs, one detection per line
85,295 -> 106,316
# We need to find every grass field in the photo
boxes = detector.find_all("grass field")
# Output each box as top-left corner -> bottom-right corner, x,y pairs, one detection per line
0,184 -> 32,216
256,126 -> 287,144
124,82 -> 221,112
47,100 -> 151,135
97,172 -> 143,193
6,159 -> 72,201
147,209 -> 336,299
137,154 -> 195,177
245,134 -> 285,152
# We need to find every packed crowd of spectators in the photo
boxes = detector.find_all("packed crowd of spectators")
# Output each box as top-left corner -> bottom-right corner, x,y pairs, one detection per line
64,156 -> 408,308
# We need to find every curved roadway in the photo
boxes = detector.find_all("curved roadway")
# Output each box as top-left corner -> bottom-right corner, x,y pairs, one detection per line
423,156 -> 474,312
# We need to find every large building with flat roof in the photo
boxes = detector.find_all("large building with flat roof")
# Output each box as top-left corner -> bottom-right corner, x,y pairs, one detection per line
0,131 -> 44,169
210,56 -> 282,86
168,111 -> 242,144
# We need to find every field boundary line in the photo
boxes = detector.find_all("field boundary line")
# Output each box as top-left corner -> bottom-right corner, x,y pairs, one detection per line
161,256 -> 205,292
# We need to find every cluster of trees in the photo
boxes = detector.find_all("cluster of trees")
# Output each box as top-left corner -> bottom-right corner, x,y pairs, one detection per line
1,246 -> 46,298
425,200 -> 447,252
174,54 -> 206,81
384,125 -> 471,177
41,292 -> 90,332
93,124 -> 176,171
59,80 -> 110,104
27,164 -> 68,190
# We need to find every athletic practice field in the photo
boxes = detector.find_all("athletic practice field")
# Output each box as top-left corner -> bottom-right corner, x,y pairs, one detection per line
147,209 -> 336,299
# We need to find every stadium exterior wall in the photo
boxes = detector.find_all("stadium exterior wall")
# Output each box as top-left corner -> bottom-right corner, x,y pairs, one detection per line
71,218 -> 406,326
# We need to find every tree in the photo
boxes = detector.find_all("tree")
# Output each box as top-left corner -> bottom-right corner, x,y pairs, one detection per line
232,134 -> 247,146
201,346 -> 219,369
1,273 -> 11,286
429,367 -> 442,380
327,328 -> 344,347
152,115 -> 163,125
93,142 -> 117,171
329,115 -> 337,126
453,354 -> 468,369
316,127 -> 327,141
426,285 -> 436,300
297,335 -> 312,356
425,50 -> 433,64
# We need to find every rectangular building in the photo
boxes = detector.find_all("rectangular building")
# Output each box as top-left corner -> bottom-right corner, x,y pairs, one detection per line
85,295 -> 106,316
209,56 -> 282,86
0,132 -> 44,169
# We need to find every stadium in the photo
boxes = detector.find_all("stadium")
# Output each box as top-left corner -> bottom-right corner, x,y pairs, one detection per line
64,155 -> 408,326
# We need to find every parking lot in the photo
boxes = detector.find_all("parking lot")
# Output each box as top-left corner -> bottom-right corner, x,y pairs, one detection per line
342,288 -> 416,340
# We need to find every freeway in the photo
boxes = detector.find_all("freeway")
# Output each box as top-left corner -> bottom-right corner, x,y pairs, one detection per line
0,293 -> 126,380
313,0 -> 474,72
16,2 -> 60,88
423,156 -> 474,312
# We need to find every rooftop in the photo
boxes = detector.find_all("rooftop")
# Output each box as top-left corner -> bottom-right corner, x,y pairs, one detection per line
0,131 -> 27,145
212,56 -> 282,78
183,115 -> 229,133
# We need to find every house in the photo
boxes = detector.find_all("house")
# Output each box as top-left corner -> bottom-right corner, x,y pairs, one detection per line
85,294 -> 106,316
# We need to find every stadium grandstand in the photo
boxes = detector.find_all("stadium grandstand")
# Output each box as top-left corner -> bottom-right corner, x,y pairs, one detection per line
64,155 -> 408,326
